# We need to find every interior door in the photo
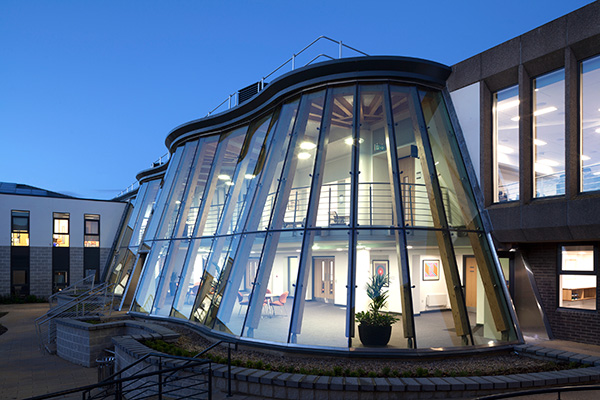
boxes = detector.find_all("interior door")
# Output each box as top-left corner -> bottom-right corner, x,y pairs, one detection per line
465,256 -> 477,309
313,257 -> 334,302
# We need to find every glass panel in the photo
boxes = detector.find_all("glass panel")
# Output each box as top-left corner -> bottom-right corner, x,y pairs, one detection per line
194,127 -> 247,237
257,100 -> 299,231
315,86 -> 353,228
390,85 -> 433,228
171,136 -> 218,238
354,229 -> 409,349
243,231 -> 302,343
419,90 -> 481,230
130,180 -> 161,247
151,239 -> 191,316
559,246 -> 595,310
494,85 -> 520,202
11,211 -> 29,246
452,233 -> 516,345
407,229 -> 468,348
85,219 -> 99,235
170,238 -> 213,319
581,55 -> 600,192
84,235 -> 100,247
294,229 -> 349,348
533,69 -> 565,197
213,233 -> 267,336
155,140 -> 199,239
276,90 -> 326,230
131,240 -> 170,313
559,275 -> 596,310
143,146 -> 184,242
562,245 -> 594,272
190,235 -> 234,324
218,114 -> 273,235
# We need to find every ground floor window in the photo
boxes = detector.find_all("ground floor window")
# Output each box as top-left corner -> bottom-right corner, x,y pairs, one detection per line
559,245 -> 597,311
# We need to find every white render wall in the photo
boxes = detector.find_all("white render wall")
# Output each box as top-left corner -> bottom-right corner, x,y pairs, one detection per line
0,194 -> 126,249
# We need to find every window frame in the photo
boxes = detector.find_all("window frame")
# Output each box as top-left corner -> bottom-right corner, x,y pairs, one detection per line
557,243 -> 598,312
84,214 -> 100,247
53,212 -> 70,247
11,210 -> 30,247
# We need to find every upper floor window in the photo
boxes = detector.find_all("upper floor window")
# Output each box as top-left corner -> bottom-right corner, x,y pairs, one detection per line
11,210 -> 29,246
493,85 -> 520,202
533,69 -> 565,198
53,212 -> 70,247
581,55 -> 600,192
559,245 -> 596,311
84,214 -> 100,247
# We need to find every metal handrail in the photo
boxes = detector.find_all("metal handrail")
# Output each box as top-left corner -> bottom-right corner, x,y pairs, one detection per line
475,383 -> 600,399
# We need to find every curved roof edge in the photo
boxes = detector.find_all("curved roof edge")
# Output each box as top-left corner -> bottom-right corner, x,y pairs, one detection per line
136,162 -> 168,183
165,56 -> 451,151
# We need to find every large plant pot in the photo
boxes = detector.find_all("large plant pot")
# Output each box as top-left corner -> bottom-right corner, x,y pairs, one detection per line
358,324 -> 392,347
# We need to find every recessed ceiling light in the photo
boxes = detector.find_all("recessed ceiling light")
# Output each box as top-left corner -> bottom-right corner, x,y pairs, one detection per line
300,142 -> 316,150
218,174 -> 231,180
538,159 -> 560,167
534,139 -> 547,146
345,137 -> 354,145
298,152 -> 311,160
497,99 -> 520,111
582,155 -> 591,161
225,181 -> 234,186
534,163 -> 554,175
510,116 -> 520,122
245,174 -> 255,179
497,145 -> 514,154
534,106 -> 557,116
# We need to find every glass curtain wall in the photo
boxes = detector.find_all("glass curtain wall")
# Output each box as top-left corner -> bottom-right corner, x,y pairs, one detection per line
126,81 -> 517,350
581,55 -> 600,192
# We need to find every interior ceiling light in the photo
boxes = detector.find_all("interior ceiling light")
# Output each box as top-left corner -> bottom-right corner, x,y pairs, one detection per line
245,174 -> 255,179
595,128 -> 600,133
406,245 -> 413,249
535,163 -> 554,175
534,106 -> 558,116
582,155 -> 591,161
534,139 -> 547,146
538,159 -> 560,167
345,137 -> 354,145
218,174 -> 231,180
510,116 -> 520,122
298,152 -> 311,160
300,141 -> 317,150
225,181 -> 234,186
497,153 -> 512,165
497,145 -> 514,154
497,99 -> 520,111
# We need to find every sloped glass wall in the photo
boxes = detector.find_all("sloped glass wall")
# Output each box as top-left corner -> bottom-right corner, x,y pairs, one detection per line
121,80 -> 518,351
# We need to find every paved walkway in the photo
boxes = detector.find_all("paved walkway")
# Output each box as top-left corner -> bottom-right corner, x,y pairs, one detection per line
0,303 -> 259,399
1,303 -> 600,399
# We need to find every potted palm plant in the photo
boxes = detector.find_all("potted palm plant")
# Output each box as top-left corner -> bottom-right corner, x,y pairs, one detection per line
355,273 -> 399,346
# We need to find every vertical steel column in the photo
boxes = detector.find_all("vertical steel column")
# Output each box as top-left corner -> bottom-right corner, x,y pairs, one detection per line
409,87 -> 473,345
289,88 -> 333,343
383,85 -> 417,348
346,85 -> 359,347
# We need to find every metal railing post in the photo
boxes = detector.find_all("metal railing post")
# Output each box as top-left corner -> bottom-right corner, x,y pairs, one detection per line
227,343 -> 232,397
292,54 -> 295,70
339,40 -> 342,58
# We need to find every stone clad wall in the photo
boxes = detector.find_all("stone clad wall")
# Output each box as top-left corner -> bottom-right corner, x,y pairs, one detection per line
30,247 -> 52,298
0,246 -> 9,296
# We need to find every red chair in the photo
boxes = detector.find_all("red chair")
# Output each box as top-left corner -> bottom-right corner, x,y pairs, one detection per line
271,291 -> 289,316
237,291 -> 249,315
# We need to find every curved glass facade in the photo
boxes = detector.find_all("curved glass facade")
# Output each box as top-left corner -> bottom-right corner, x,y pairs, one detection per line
107,64 -> 519,351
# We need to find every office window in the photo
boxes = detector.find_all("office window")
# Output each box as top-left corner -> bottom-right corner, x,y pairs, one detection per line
581,55 -> 600,192
533,69 -> 565,197
559,245 -> 596,310
84,214 -> 100,247
11,210 -> 29,246
493,85 -> 520,202
53,212 -> 70,247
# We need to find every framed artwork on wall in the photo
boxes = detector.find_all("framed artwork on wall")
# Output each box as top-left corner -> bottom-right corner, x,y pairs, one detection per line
372,260 -> 389,287
423,259 -> 440,281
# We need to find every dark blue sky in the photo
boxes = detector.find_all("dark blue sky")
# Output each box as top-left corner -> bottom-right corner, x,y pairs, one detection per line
0,1 -> 593,199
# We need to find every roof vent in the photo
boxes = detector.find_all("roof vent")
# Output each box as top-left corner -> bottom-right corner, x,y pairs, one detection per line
238,81 -> 266,104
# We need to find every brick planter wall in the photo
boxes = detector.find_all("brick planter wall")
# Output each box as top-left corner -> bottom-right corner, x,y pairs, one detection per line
55,318 -> 178,367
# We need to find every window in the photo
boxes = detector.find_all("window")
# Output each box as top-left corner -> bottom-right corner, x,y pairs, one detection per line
533,69 -> 565,197
493,85 -> 519,202
84,214 -> 100,247
11,210 -> 29,246
53,212 -> 70,247
559,245 -> 596,310
581,55 -> 600,192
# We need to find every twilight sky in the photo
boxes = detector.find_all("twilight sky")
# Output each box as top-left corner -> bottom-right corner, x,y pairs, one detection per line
0,0 -> 594,199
